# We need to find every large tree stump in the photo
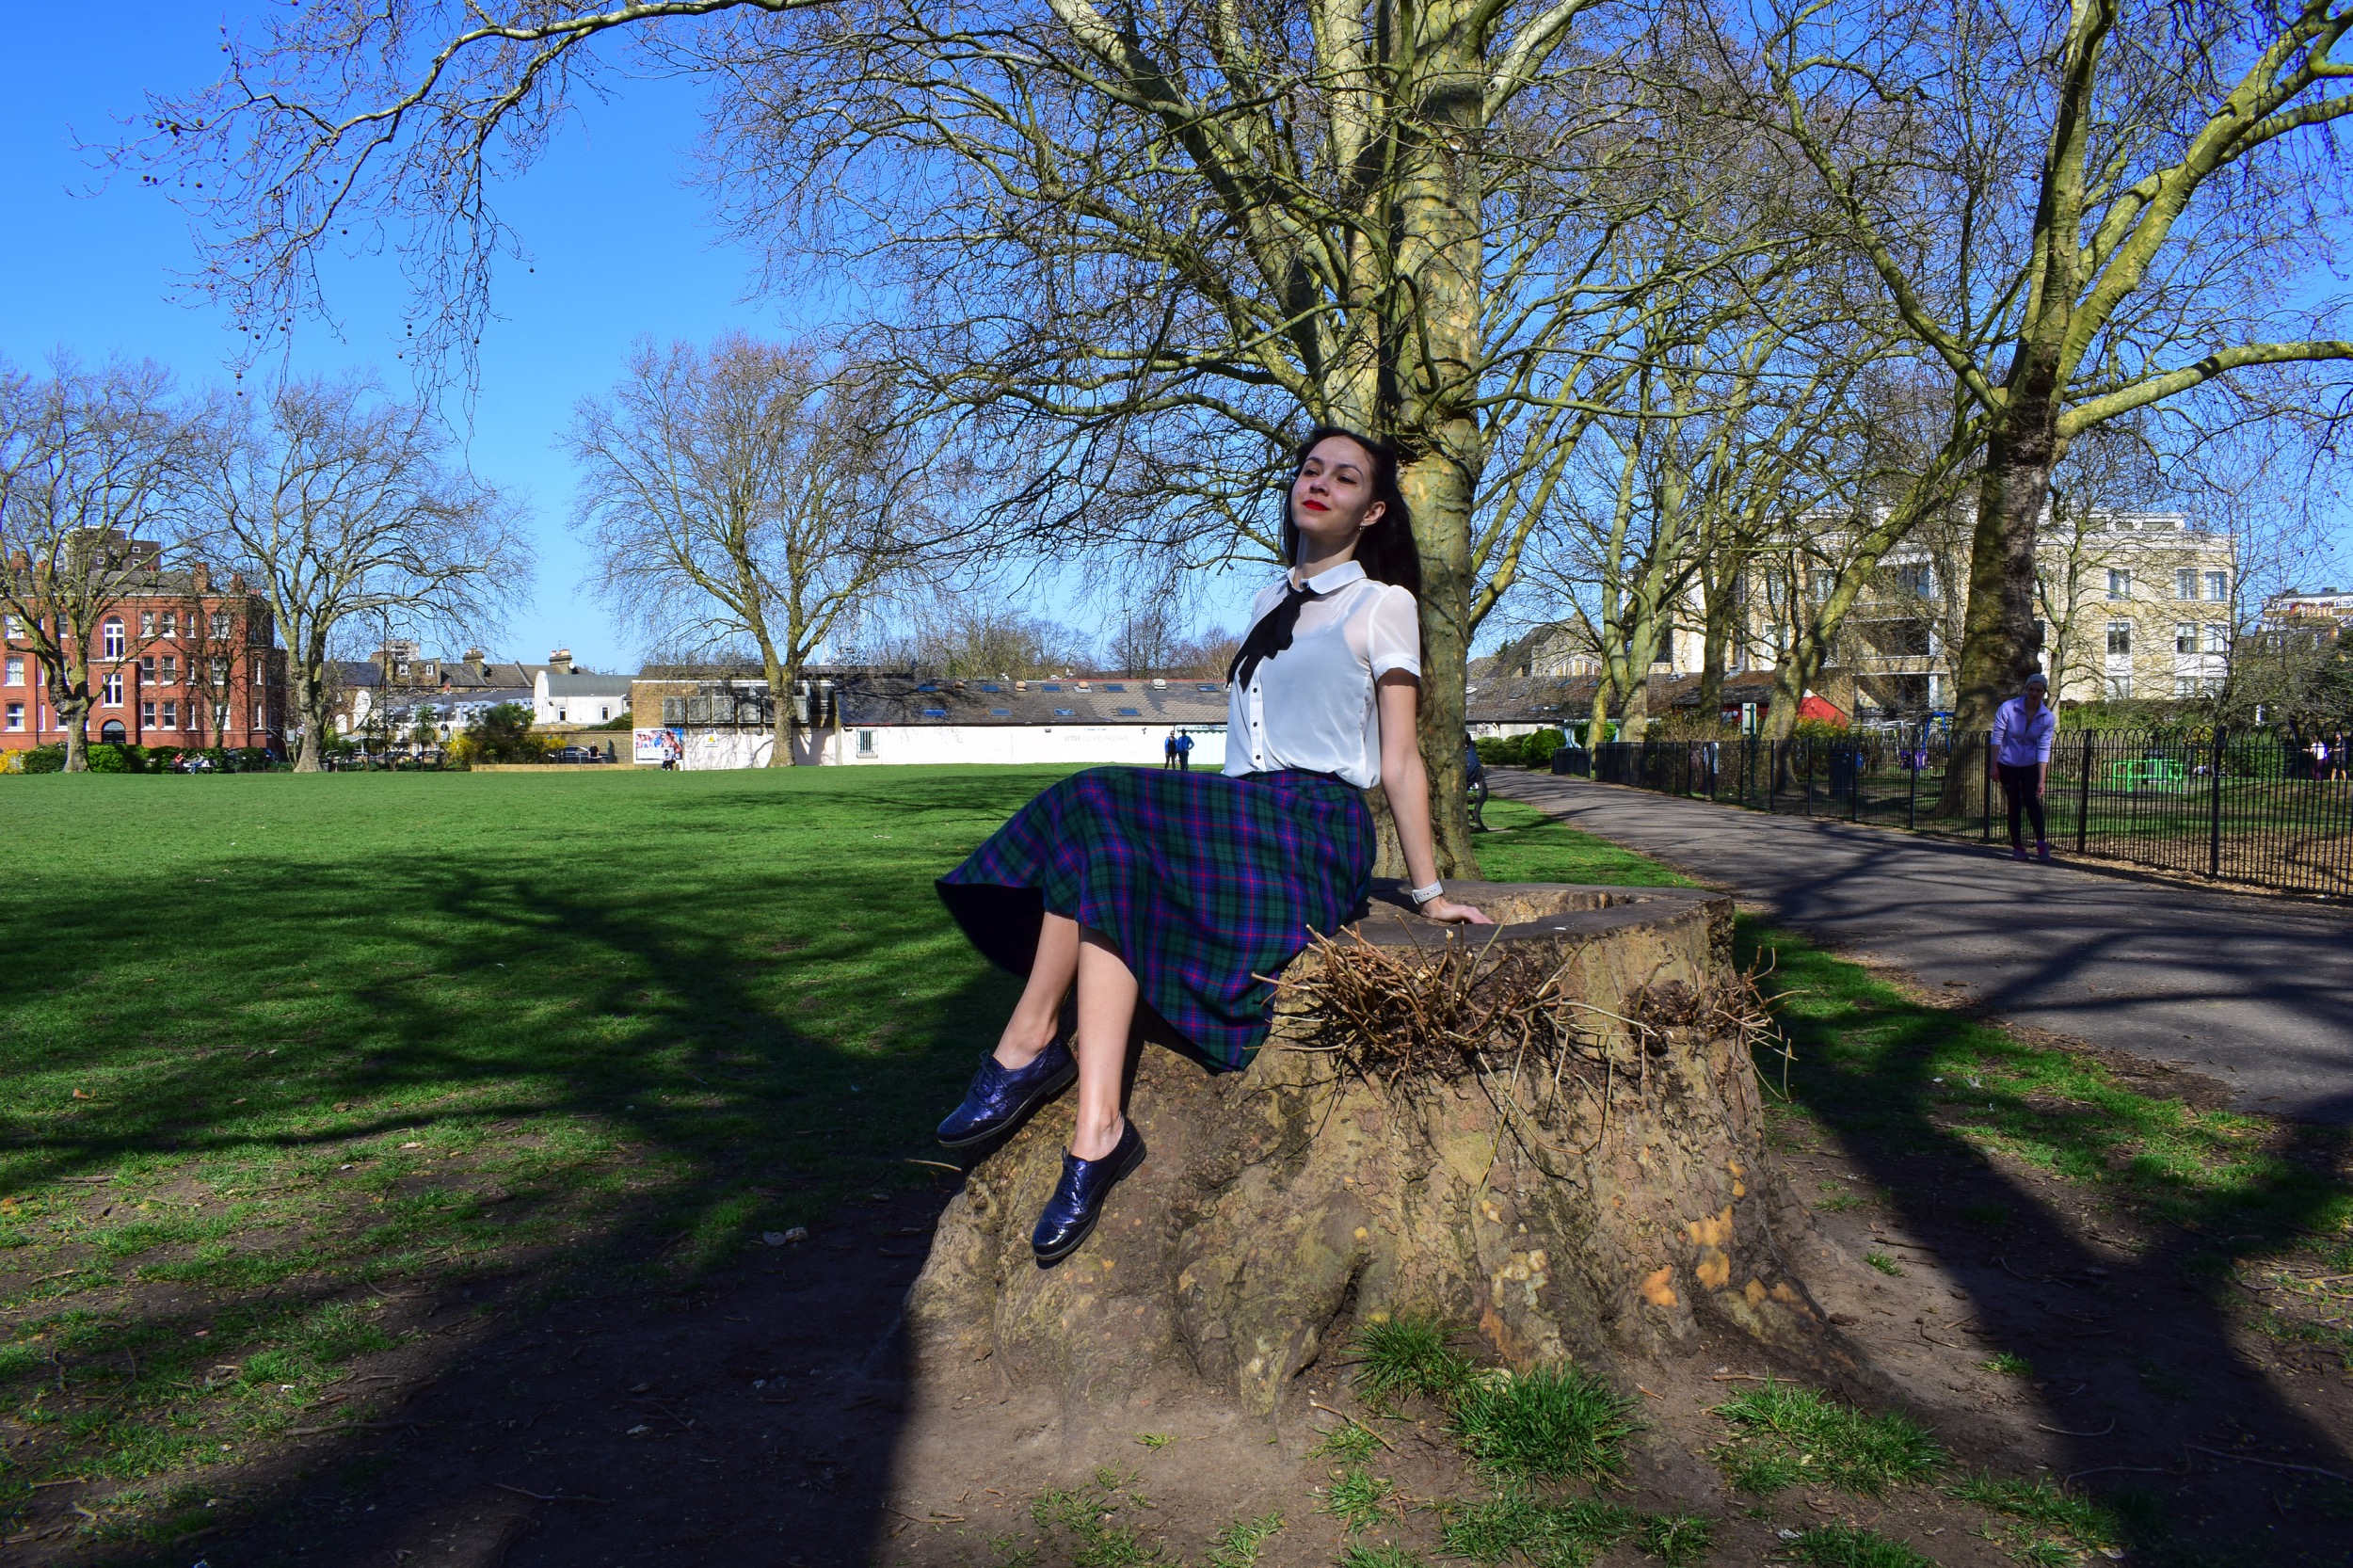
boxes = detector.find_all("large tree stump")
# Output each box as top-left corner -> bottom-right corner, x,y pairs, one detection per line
908,883 -> 1843,1416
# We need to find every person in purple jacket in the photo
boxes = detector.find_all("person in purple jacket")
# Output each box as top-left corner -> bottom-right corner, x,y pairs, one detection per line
1991,671 -> 2057,862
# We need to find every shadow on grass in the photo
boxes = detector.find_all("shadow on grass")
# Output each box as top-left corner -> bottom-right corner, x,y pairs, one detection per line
1744,919 -> 2353,1567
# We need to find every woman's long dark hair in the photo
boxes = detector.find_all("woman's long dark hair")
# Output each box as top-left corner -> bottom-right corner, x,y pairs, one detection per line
1281,425 -> 1422,599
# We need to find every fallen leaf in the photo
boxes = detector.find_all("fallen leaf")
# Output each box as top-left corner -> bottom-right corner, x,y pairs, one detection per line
399,1142 -> 422,1150
627,1423 -> 651,1436
333,1102 -> 352,1112
71,1089 -> 92,1100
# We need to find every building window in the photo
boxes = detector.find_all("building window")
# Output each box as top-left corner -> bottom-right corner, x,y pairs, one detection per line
3,655 -> 20,685
140,611 -> 156,635
2205,570 -> 2229,601
2,613 -> 20,636
160,610 -> 177,635
212,659 -> 230,684
2175,623 -> 2197,654
2105,674 -> 2133,699
139,654 -> 156,680
4,703 -> 19,731
1891,563 -> 1932,598
163,700 -> 178,729
856,728 -> 878,757
2206,622 -> 2229,654
102,617 -> 125,658
2106,621 -> 2132,655
101,671 -> 124,706
2176,568 -> 2197,600
600,705 -> 610,720
2173,677 -> 2197,697
210,611 -> 231,637
160,654 -> 178,682
557,707 -> 568,722
2106,569 -> 2132,601
140,700 -> 156,728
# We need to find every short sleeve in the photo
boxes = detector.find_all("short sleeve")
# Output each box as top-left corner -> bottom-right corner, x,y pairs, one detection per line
1367,585 -> 1422,679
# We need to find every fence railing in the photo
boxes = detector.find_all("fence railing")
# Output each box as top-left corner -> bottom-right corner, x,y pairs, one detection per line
1587,729 -> 2353,899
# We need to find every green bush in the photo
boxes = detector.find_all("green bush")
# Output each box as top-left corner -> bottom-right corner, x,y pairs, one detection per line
1517,728 -> 1567,766
1473,736 -> 1519,769
20,744 -> 66,774
84,744 -> 130,773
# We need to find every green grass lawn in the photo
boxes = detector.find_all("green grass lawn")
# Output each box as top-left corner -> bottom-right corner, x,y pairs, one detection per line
0,766 -> 1054,1541
2,772 -> 2345,1555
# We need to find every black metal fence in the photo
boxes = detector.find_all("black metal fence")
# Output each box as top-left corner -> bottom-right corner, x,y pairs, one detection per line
1588,729 -> 2353,898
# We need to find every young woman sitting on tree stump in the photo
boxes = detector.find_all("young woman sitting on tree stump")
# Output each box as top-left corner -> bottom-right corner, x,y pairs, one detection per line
934,427 -> 1492,1264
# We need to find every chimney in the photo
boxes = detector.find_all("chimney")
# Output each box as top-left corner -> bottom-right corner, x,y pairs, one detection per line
192,561 -> 211,594
549,648 -> 575,674
464,648 -> 487,680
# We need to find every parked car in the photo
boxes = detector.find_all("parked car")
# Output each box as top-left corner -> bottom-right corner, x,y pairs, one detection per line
552,744 -> 606,763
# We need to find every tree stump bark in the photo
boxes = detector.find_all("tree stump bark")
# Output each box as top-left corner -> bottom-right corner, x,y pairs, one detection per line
908,882 -> 1846,1416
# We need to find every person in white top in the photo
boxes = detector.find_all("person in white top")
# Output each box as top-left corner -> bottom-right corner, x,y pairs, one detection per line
933,426 -> 1489,1263
1990,671 -> 2058,862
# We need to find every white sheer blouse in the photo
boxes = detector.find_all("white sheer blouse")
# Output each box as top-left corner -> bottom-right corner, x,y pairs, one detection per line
1223,559 -> 1422,789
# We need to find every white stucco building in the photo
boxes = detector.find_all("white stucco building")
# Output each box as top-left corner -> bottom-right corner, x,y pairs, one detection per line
629,671 -> 1229,770
535,669 -> 633,728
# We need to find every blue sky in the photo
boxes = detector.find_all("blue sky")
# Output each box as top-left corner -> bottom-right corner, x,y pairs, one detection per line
1,4 -> 1273,673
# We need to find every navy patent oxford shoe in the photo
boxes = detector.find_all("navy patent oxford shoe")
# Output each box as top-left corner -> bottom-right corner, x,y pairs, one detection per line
1032,1119 -> 1146,1265
936,1039 -> 1077,1148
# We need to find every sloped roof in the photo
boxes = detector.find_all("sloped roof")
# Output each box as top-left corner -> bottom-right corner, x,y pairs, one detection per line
840,674 -> 1229,727
539,671 -> 632,697
1466,672 -> 1784,723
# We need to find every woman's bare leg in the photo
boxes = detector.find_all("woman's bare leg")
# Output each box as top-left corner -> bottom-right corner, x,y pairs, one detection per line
992,911 -> 1080,1068
1069,928 -> 1139,1160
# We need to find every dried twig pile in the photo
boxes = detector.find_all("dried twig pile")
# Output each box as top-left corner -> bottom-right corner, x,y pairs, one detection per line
1268,929 -> 1787,1178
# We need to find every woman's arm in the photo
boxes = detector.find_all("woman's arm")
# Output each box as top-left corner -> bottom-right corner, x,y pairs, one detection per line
1376,672 -> 1491,925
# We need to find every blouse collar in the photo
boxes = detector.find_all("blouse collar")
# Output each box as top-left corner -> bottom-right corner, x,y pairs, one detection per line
1289,558 -> 1368,594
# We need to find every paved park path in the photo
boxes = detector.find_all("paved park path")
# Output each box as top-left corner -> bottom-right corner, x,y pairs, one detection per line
1489,772 -> 2353,1123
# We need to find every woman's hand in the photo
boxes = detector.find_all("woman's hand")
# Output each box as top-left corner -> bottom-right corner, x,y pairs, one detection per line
1420,898 -> 1493,925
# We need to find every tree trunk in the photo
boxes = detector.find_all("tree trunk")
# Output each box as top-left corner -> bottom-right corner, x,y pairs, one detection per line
1932,418 -> 2059,817
55,681 -> 89,772
1406,450 -> 1481,879
290,649 -> 328,773
758,643 -> 792,768
909,882 -> 1852,1415
1697,554 -> 1740,720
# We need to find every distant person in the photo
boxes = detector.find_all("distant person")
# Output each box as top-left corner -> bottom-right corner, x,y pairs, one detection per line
1175,730 -> 1195,771
932,426 -> 1490,1266
2334,731 -> 2349,783
1162,730 -> 1178,769
1992,671 -> 2057,863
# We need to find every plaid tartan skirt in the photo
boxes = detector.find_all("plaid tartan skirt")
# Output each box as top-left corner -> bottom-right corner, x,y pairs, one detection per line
936,766 -> 1374,1072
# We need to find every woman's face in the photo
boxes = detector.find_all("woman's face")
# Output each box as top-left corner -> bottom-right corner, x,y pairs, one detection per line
1290,436 -> 1385,557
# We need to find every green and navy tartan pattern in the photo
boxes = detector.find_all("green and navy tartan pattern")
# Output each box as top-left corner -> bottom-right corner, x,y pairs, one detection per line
936,765 -> 1373,1071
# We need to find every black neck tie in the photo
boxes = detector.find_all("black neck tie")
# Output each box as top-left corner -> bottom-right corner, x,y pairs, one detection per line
1228,579 -> 1326,692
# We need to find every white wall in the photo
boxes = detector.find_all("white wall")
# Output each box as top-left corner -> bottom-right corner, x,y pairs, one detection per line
662,723 -> 1227,769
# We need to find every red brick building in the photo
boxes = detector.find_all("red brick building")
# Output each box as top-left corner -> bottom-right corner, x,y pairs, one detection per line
2,559 -> 287,755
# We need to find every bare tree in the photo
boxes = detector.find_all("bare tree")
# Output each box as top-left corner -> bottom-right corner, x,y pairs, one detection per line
1727,0 -> 2353,808
572,335 -> 945,764
188,376 -> 529,771
127,0 -> 1802,872
0,357 -> 193,771
1106,600 -> 1185,678
838,594 -> 1084,680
